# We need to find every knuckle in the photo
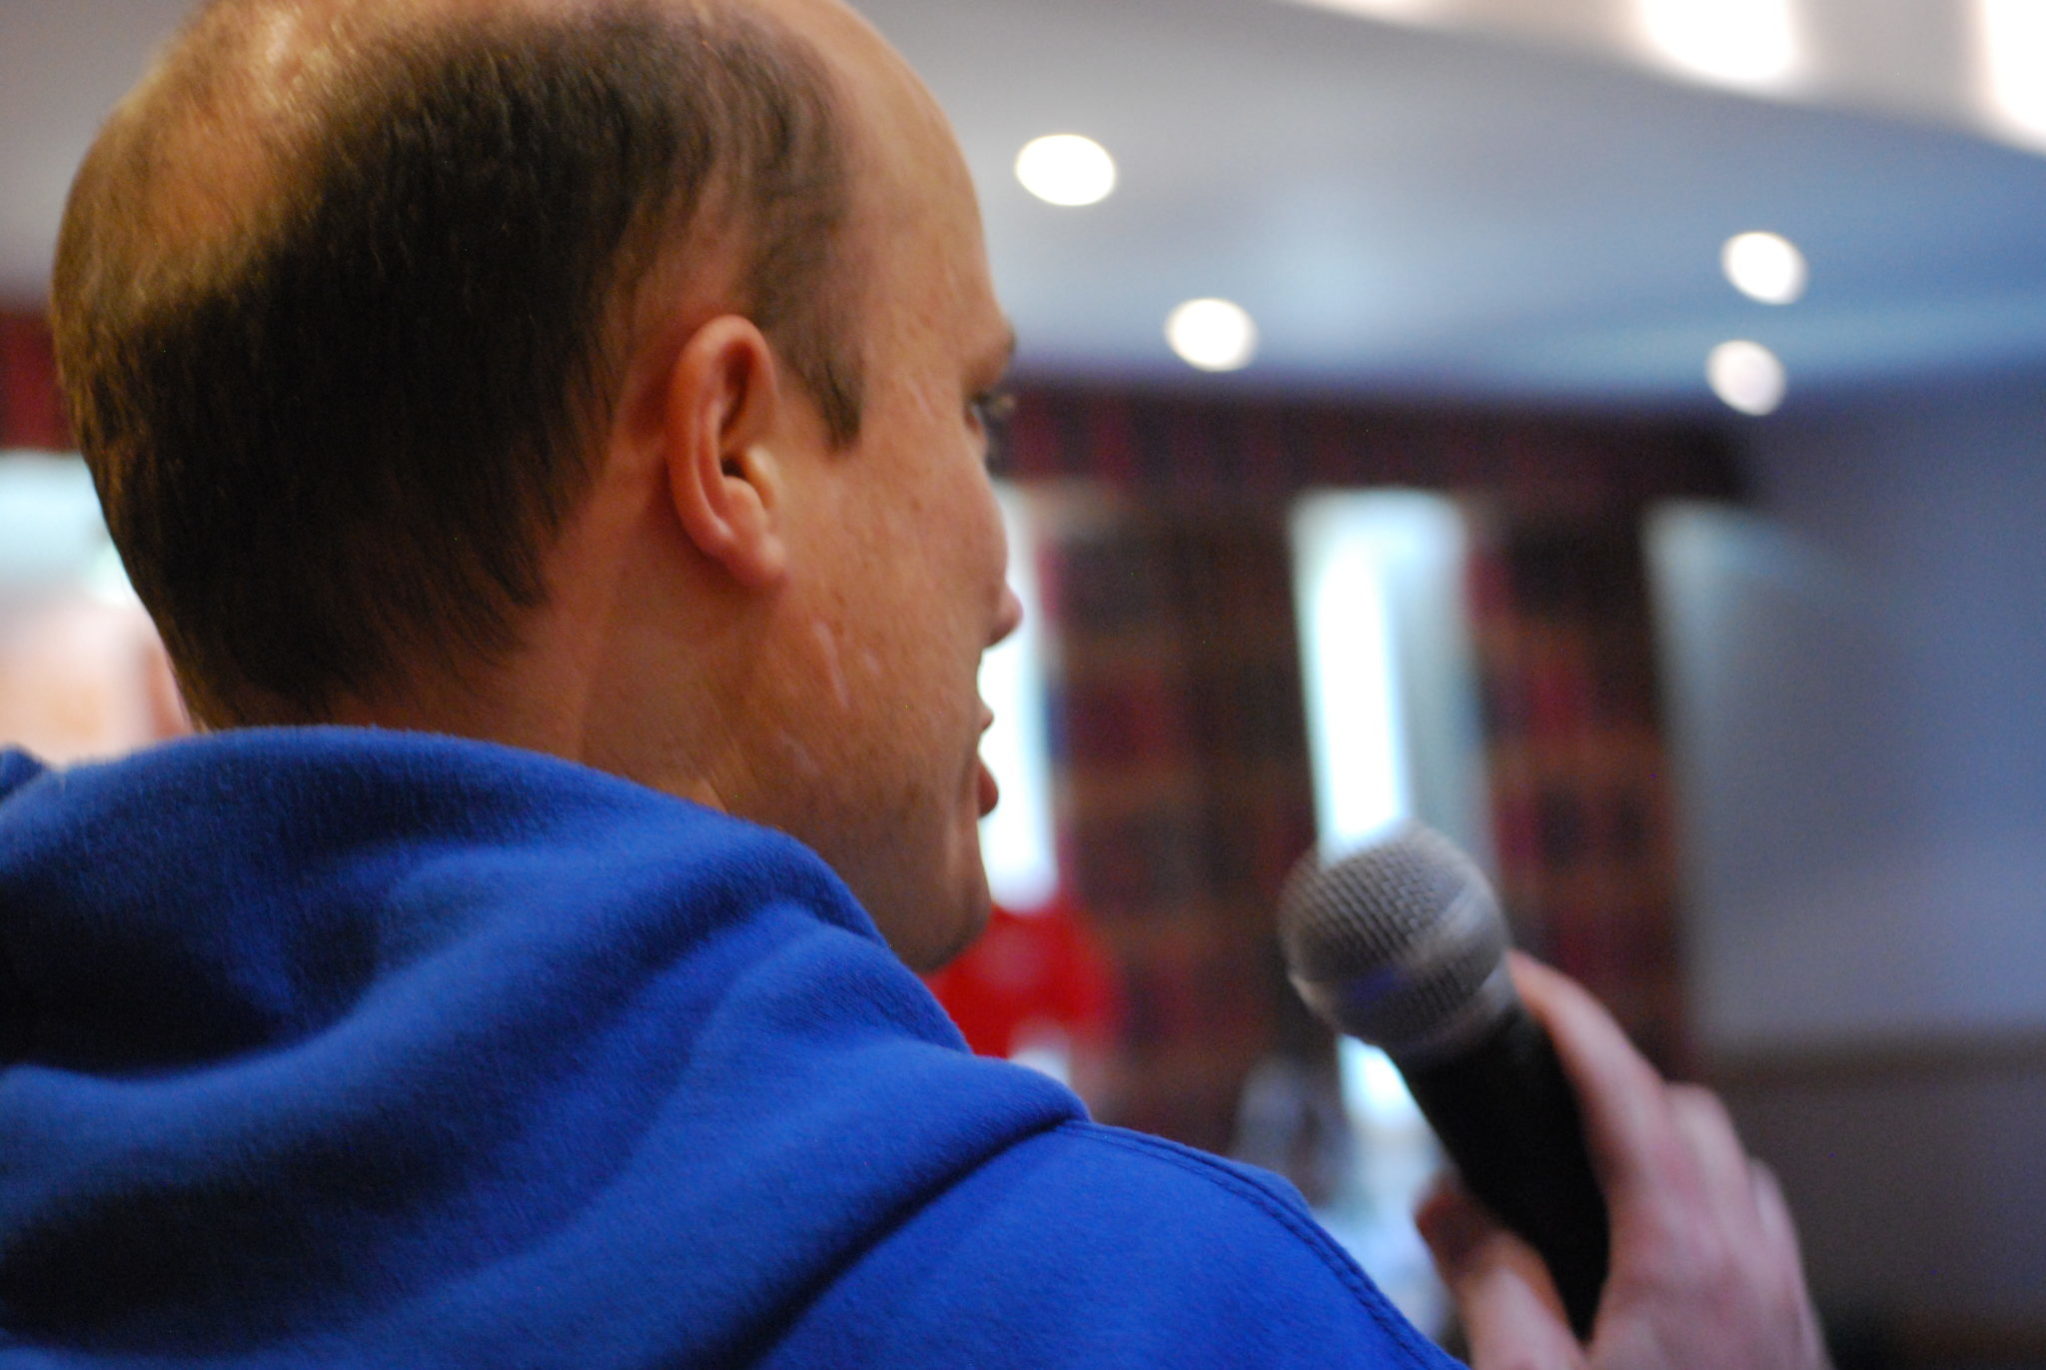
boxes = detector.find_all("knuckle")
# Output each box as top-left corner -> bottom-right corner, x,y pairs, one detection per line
1618,1198 -> 1739,1291
1670,1082 -> 1733,1127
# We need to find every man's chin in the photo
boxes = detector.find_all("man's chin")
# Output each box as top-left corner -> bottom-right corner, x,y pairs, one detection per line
924,889 -> 994,972
893,867 -> 994,974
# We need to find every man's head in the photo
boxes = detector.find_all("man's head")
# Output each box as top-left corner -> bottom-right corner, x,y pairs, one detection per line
54,0 -> 865,727
53,0 -> 1022,968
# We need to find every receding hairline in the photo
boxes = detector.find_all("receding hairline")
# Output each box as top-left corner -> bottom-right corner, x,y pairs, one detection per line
89,0 -> 871,281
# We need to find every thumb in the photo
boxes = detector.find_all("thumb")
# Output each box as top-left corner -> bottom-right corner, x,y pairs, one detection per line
1418,1175 -> 1590,1370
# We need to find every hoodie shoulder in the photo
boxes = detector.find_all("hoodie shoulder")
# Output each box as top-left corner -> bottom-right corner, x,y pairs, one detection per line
760,1119 -> 1458,1370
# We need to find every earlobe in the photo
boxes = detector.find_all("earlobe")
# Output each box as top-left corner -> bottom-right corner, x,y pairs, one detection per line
663,319 -> 789,591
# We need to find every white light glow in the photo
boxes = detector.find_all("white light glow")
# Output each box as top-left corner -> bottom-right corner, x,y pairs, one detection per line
977,484 -> 1059,913
0,452 -> 112,590
86,545 -> 141,609
1707,340 -> 1787,416
1350,1044 -> 1427,1126
1293,526 -> 1408,853
1289,487 -> 1487,866
1722,232 -> 1808,305
1974,0 -> 2046,146
1166,299 -> 1259,372
1014,135 -> 1118,208
1638,0 -> 1803,90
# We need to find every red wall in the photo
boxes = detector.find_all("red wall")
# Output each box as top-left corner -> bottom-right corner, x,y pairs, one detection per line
0,312 -> 67,451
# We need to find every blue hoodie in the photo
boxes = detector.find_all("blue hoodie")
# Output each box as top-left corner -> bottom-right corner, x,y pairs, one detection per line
0,729 -> 1458,1369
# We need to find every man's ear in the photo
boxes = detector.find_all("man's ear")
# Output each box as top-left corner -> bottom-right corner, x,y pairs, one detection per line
662,315 -> 789,590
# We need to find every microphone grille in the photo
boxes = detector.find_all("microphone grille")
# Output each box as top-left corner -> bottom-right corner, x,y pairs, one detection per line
1278,823 -> 1511,1059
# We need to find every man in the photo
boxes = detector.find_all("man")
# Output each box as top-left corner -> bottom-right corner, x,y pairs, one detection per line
0,0 -> 1828,1364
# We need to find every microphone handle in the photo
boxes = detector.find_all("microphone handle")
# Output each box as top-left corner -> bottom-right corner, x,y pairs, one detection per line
1400,1006 -> 1610,1340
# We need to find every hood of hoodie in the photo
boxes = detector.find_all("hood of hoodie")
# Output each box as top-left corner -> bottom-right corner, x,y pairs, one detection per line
0,728 -> 1080,1365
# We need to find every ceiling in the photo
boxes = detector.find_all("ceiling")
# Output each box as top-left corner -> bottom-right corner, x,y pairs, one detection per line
6,0 -> 2046,416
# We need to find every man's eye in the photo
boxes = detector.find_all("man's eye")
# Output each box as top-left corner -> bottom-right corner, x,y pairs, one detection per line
970,389 -> 1017,467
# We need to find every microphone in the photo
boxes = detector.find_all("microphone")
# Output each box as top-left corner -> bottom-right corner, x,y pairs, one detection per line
1278,823 -> 1608,1339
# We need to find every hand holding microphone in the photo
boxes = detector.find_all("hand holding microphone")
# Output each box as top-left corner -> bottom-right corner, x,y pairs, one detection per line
1281,824 -> 1830,1368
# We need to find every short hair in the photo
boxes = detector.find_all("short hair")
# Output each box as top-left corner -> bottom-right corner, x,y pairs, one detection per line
53,0 -> 864,726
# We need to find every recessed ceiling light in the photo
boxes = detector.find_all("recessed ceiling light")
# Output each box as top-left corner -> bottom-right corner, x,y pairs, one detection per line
1015,135 -> 1117,208
1974,0 -> 2046,146
1637,0 -> 1803,90
1722,232 -> 1808,305
1166,299 -> 1259,372
1707,340 -> 1787,415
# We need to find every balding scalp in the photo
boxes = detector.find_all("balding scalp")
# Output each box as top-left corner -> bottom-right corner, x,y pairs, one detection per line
54,0 -> 865,726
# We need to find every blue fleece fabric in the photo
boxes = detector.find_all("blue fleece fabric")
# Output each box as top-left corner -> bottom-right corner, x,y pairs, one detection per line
0,729 -> 1460,1369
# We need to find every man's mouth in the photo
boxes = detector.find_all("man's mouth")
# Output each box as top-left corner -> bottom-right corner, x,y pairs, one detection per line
976,755 -> 1000,817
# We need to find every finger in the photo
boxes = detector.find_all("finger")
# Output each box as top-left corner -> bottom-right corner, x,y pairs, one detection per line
1419,1175 -> 1588,1370
1750,1158 -> 1823,1313
1744,1160 -> 1832,1365
1668,1084 -> 1760,1221
1749,1159 -> 1800,1260
1508,954 -> 1693,1209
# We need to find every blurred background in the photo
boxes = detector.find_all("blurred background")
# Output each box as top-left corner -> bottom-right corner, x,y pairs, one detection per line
4,0 -> 2045,1363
